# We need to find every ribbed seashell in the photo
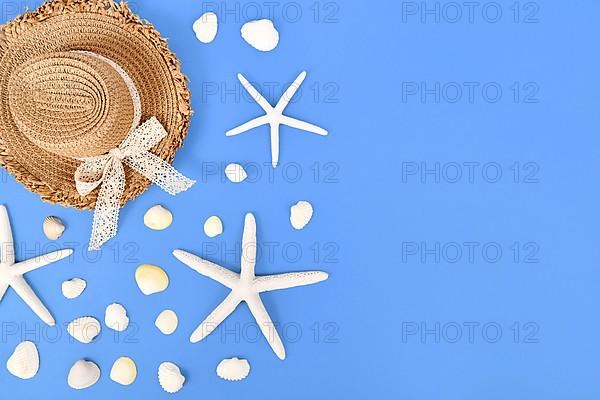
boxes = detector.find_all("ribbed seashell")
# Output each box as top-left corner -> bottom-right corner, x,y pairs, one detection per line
67,359 -> 100,390
155,309 -> 178,335
144,205 -> 173,230
135,264 -> 169,295
105,303 -> 129,332
216,357 -> 250,382
67,317 -> 101,344
61,278 -> 87,299
225,163 -> 248,183
158,362 -> 185,393
290,201 -> 314,230
6,341 -> 39,380
110,357 -> 137,386
204,216 -> 223,238
241,19 -> 279,51
43,216 -> 65,240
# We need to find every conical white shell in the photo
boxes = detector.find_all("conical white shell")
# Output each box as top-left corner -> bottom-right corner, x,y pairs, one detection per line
225,163 -> 248,183
62,278 -> 87,299
105,303 -> 129,332
204,216 -> 223,238
193,12 -> 218,43
68,359 -> 100,390
158,362 -> 185,393
110,357 -> 137,386
290,201 -> 314,230
43,216 -> 65,240
241,19 -> 279,51
216,357 -> 250,382
67,317 -> 101,344
155,310 -> 178,335
144,205 -> 173,231
6,341 -> 39,379
135,264 -> 169,295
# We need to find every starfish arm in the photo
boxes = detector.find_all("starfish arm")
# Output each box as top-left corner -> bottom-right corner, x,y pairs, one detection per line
270,122 -> 280,168
240,213 -> 257,281
190,292 -> 241,343
280,115 -> 328,136
173,249 -> 239,289
275,71 -> 307,112
246,293 -> 286,360
13,248 -> 73,275
0,205 -> 15,266
0,282 -> 8,302
254,271 -> 329,293
10,276 -> 55,326
226,115 -> 269,137
237,73 -> 274,114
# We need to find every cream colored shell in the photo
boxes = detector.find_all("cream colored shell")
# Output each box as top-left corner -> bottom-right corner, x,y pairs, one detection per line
155,310 -> 178,335
68,359 -> 100,390
241,19 -> 279,51
290,201 -> 314,230
204,216 -> 223,238
61,278 -> 87,299
6,341 -> 39,379
43,216 -> 65,240
144,205 -> 173,230
105,303 -> 129,332
216,357 -> 250,381
158,362 -> 185,393
135,264 -> 169,295
67,317 -> 101,344
110,357 -> 137,386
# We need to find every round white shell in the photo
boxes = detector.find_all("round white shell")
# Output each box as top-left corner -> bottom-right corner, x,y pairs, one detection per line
135,264 -> 169,295
6,341 -> 39,379
193,12 -> 218,43
144,205 -> 173,231
216,357 -> 250,382
241,19 -> 279,51
155,310 -> 178,335
158,362 -> 185,393
110,357 -> 137,386
105,303 -> 129,332
67,317 -> 101,344
290,201 -> 314,230
204,216 -> 223,238
62,278 -> 87,299
43,216 -> 65,240
68,359 -> 100,390
225,163 -> 248,183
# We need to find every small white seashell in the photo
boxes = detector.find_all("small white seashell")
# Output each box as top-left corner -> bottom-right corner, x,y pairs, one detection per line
155,310 -> 178,335
158,362 -> 185,393
68,359 -> 100,390
6,341 -> 39,380
144,205 -> 173,231
135,264 -> 169,295
204,216 -> 223,238
290,201 -> 314,230
110,357 -> 137,386
43,216 -> 65,240
216,357 -> 250,382
67,317 -> 101,344
105,303 -> 129,332
241,19 -> 279,52
193,12 -> 218,43
225,163 -> 248,183
61,278 -> 87,299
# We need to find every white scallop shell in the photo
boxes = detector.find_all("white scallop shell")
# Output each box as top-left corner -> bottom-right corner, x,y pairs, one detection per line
135,264 -> 169,295
193,12 -> 218,43
216,357 -> 250,382
204,216 -> 223,238
67,317 -> 101,344
155,310 -> 178,335
110,357 -> 137,386
43,216 -> 65,240
144,205 -> 173,231
68,359 -> 100,390
61,278 -> 87,299
290,201 -> 314,230
158,362 -> 185,393
105,303 -> 129,332
241,19 -> 279,51
6,341 -> 39,379
225,163 -> 248,183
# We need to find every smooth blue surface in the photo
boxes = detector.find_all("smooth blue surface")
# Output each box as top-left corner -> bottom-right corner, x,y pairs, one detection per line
1,1 -> 598,398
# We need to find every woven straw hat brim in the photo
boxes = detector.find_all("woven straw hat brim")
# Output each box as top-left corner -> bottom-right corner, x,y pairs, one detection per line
0,0 -> 191,210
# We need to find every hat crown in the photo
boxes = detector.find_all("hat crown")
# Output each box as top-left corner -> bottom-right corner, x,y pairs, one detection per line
8,52 -> 135,158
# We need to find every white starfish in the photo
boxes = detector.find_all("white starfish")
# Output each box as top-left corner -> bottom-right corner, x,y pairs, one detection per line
173,213 -> 328,360
226,71 -> 329,168
0,205 -> 73,326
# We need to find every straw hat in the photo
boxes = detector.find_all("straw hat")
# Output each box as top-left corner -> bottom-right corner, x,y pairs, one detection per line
0,0 -> 192,210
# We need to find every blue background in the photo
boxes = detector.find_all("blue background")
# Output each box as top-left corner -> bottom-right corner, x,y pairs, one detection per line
1,0 -> 598,398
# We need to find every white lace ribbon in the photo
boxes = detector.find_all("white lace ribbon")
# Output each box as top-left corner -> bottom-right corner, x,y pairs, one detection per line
75,117 -> 195,250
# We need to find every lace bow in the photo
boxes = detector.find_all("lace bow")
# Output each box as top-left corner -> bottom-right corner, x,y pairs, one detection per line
75,117 -> 195,250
